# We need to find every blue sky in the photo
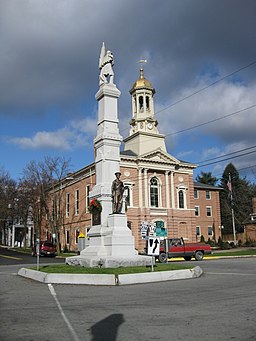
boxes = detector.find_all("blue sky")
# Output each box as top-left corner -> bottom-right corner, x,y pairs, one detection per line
1,0 -> 256,183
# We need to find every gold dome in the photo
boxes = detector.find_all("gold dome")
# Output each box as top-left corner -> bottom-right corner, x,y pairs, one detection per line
130,67 -> 155,94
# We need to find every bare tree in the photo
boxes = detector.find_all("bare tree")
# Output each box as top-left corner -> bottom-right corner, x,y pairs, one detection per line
22,157 -> 71,253
0,167 -> 17,245
15,179 -> 37,248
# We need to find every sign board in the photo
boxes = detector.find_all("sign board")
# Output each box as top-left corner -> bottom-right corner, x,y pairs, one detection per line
140,221 -> 149,240
148,222 -> 156,237
147,238 -> 160,256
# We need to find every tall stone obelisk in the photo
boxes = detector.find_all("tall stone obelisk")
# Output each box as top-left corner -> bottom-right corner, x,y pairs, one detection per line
66,44 -> 151,268
89,43 -> 122,224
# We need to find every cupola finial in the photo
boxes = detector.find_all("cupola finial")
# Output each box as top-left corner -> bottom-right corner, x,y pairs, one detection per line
138,59 -> 147,79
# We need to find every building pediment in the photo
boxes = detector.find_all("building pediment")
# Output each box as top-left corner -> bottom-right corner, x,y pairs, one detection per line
139,148 -> 180,164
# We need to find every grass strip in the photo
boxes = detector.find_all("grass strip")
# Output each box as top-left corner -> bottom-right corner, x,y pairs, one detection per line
211,249 -> 256,257
31,263 -> 192,275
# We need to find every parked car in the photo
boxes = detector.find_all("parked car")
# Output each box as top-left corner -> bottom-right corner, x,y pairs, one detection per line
157,237 -> 212,262
32,241 -> 56,257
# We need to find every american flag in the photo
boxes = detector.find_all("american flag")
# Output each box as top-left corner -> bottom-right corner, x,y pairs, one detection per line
227,173 -> 233,204
227,179 -> 232,193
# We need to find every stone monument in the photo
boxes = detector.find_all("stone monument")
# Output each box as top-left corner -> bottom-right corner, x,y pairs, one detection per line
66,43 -> 152,268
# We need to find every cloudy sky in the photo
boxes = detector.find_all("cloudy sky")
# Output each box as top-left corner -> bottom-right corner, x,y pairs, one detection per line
1,0 -> 256,182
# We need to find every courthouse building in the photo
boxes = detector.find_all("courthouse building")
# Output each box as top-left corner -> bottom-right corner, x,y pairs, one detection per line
43,66 -> 221,252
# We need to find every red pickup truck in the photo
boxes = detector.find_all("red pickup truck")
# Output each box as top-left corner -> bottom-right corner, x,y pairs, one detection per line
158,237 -> 212,262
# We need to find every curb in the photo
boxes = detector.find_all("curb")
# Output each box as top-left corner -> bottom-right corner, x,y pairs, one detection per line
18,266 -> 203,286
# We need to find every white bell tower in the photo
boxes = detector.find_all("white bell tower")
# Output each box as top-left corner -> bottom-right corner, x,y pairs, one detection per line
123,63 -> 166,156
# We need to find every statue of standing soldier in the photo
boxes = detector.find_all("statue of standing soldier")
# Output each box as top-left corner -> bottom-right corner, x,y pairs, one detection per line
111,172 -> 124,214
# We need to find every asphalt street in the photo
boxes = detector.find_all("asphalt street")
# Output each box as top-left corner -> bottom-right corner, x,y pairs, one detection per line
0,246 -> 65,265
0,248 -> 256,341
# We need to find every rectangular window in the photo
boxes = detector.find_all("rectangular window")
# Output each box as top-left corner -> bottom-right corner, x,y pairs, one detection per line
194,189 -> 198,199
196,226 -> 200,236
75,189 -> 79,215
206,206 -> 212,217
126,186 -> 131,207
75,229 -> 79,244
66,193 -> 70,218
195,206 -> 200,216
206,190 -> 211,200
66,230 -> 70,244
86,185 -> 90,212
208,226 -> 213,236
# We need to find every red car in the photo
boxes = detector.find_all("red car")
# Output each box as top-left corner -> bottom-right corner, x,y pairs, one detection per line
32,241 -> 56,257
158,237 -> 212,262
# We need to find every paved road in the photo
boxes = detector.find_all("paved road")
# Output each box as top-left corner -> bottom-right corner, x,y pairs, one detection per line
0,246 -> 65,265
0,255 -> 256,341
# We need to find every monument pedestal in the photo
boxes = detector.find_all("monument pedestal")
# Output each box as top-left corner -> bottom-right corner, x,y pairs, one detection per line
66,214 -> 152,268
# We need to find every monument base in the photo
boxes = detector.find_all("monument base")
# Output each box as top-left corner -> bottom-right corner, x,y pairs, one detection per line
65,254 -> 153,268
66,214 -> 153,268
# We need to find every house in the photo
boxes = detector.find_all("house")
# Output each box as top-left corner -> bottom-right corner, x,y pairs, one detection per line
194,182 -> 222,242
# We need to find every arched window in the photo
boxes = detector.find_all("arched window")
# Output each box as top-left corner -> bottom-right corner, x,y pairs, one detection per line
178,189 -> 185,209
146,96 -> 150,110
150,177 -> 159,207
139,96 -> 144,111
133,95 -> 137,113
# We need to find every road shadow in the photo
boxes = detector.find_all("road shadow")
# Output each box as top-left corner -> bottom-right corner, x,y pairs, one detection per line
90,313 -> 125,341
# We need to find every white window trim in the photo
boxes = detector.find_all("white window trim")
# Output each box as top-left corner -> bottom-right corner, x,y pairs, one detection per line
208,225 -> 213,236
124,182 -> 134,208
196,226 -> 201,236
66,229 -> 70,245
195,205 -> 200,216
66,193 -> 70,218
206,206 -> 212,217
86,185 -> 90,213
206,190 -> 211,200
176,186 -> 187,209
75,189 -> 79,216
148,175 -> 162,208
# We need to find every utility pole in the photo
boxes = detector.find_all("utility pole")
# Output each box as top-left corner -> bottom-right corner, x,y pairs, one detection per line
227,173 -> 236,245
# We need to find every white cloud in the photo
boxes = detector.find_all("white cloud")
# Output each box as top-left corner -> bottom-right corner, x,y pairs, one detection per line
8,116 -> 97,150
9,129 -> 72,150
158,77 -> 256,148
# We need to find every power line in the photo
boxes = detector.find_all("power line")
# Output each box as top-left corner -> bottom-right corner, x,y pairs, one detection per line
197,150 -> 256,168
166,103 -> 256,137
155,60 -> 256,116
119,102 -> 255,149
197,145 -> 256,164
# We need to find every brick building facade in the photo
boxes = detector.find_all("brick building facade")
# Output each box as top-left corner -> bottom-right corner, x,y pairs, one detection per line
42,67 -> 221,252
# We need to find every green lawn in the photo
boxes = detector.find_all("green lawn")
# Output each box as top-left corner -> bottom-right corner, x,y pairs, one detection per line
32,263 -> 192,275
211,249 -> 256,257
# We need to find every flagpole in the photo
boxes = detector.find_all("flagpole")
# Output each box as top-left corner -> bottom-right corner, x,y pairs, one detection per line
231,206 -> 236,245
228,173 -> 236,245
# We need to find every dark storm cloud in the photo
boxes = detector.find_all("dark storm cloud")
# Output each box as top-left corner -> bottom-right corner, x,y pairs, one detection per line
1,0 -> 256,137
1,1 -> 255,105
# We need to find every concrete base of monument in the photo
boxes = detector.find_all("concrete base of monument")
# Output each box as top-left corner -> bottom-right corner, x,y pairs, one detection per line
65,254 -> 153,268
66,213 -> 152,268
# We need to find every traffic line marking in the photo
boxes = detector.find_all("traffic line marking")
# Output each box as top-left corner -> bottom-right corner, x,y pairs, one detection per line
48,284 -> 80,341
0,254 -> 23,260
